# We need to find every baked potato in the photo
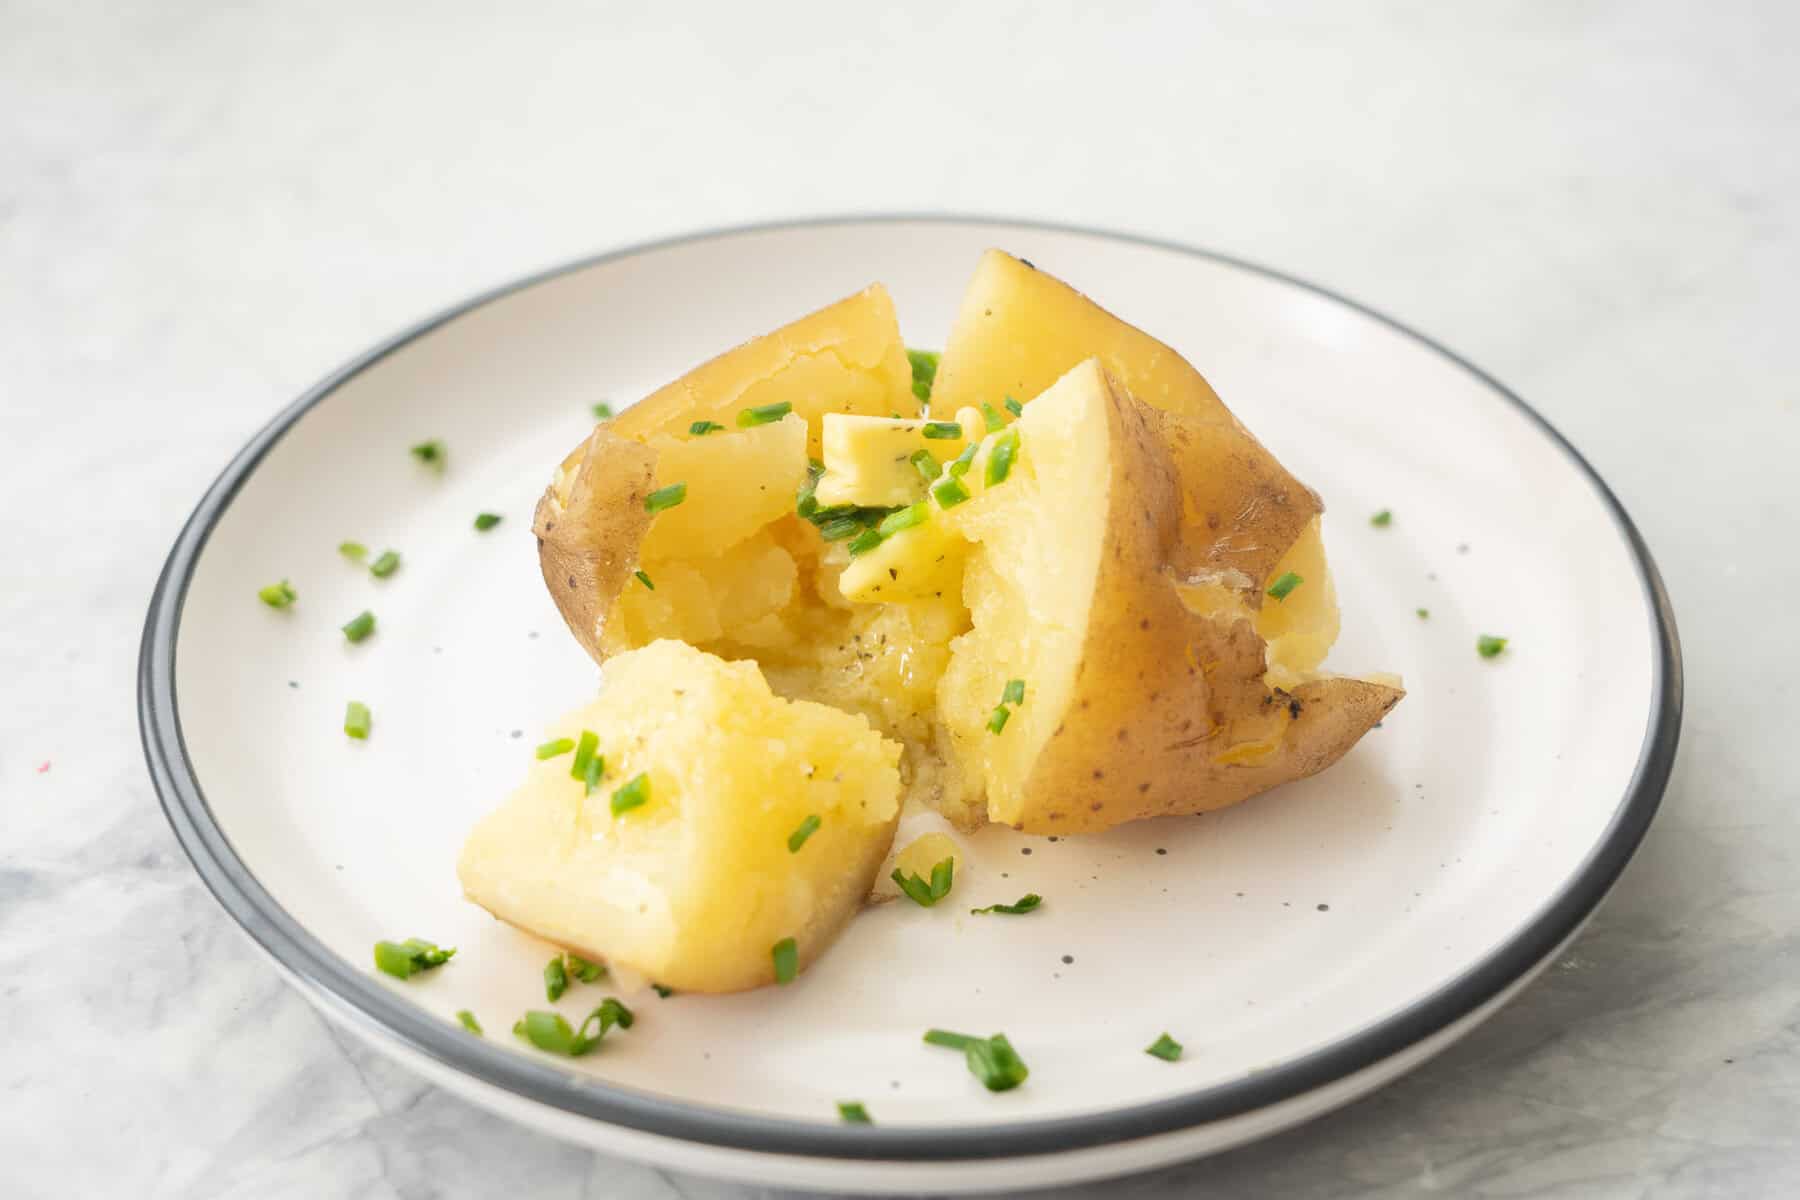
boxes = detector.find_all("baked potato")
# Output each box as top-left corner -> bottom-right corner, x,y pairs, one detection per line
458,639 -> 902,993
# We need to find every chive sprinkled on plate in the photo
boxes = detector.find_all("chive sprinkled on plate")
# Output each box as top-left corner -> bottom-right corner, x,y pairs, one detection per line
373,937 -> 454,980
544,956 -> 568,1002
932,475 -> 971,509
1477,634 -> 1509,658
369,549 -> 401,578
258,580 -> 297,609
567,954 -> 607,983
592,402 -> 614,420
893,857 -> 954,907
1266,571 -> 1303,601
688,420 -> 724,436
971,893 -> 1042,916
909,448 -> 940,484
651,983 -> 674,998
512,998 -> 633,1057
535,737 -> 574,760
1416,607 -> 1430,619
737,400 -> 793,427
1145,1033 -> 1183,1062
474,512 -> 502,531
1370,509 -> 1392,527
341,610 -> 376,643
847,528 -> 885,557
339,541 -> 368,561
410,440 -> 446,468
837,1101 -> 873,1124
922,421 -> 962,440
924,1030 -> 1029,1092
787,814 -> 821,853
456,1010 -> 483,1035
569,730 -> 599,780
771,936 -> 799,984
634,569 -> 655,591
611,772 -> 650,816
343,701 -> 372,740
878,502 -> 929,537
1003,395 -> 1024,417
985,429 -> 1018,486
644,482 -> 687,514
986,705 -> 1011,734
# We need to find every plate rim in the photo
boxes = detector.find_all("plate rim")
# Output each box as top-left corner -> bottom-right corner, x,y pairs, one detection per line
138,213 -> 1683,1162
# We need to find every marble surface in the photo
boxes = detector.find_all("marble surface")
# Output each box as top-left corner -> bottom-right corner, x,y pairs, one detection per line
3,1 -> 1795,1195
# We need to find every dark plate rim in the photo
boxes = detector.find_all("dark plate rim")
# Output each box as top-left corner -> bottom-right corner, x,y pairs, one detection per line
139,214 -> 1682,1162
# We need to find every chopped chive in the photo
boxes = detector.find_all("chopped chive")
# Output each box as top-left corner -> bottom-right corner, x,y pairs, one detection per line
1001,678 -> 1026,706
258,580 -> 297,609
591,402 -> 614,420
456,1010 -> 483,1035
932,475 -> 971,509
1266,572 -> 1303,601
893,857 -> 955,907
819,516 -> 864,542
987,705 -> 1011,734
847,528 -> 885,556
1477,634 -> 1509,658
611,772 -> 650,816
369,549 -> 401,579
583,753 -> 603,796
567,954 -> 607,983
651,983 -> 674,998
339,541 -> 368,561
796,465 -> 824,518
343,701 -> 372,740
971,893 -> 1042,916
1003,395 -> 1023,417
980,401 -> 1005,433
909,448 -> 940,483
1370,509 -> 1393,527
964,1033 -> 1029,1092
688,419 -> 725,436
512,998 -> 632,1057
536,737 -> 574,760
569,730 -> 599,781
474,512 -> 502,531
923,1029 -> 978,1050
837,1101 -> 874,1124
634,569 -> 655,591
644,482 -> 687,514
949,441 -> 979,478
907,348 -> 940,404
341,610 -> 376,643
737,400 -> 793,427
787,814 -> 822,853
373,937 -> 454,980
1146,1033 -> 1184,1062
985,430 -> 1018,486
922,421 -> 963,440
410,440 -> 446,468
878,502 -> 929,537
771,936 -> 799,984
1416,607 -> 1430,619
544,956 -> 568,1002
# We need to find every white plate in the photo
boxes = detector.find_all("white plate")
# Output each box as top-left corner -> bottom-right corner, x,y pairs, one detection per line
140,217 -> 1680,1194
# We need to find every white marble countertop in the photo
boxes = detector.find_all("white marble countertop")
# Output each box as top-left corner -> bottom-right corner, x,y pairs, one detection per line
4,2 -> 1796,1196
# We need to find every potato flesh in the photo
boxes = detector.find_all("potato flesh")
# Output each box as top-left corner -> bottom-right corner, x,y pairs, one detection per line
1255,518 -> 1341,689
457,640 -> 901,993
639,414 -> 808,561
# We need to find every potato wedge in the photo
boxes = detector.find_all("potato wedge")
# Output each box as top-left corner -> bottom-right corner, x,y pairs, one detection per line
458,640 -> 902,993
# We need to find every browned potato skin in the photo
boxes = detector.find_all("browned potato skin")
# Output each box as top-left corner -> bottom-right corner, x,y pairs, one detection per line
533,428 -> 654,664
1007,369 -> 1401,834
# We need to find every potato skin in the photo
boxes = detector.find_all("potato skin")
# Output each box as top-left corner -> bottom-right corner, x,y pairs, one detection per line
534,428 -> 655,663
1006,368 -> 1400,834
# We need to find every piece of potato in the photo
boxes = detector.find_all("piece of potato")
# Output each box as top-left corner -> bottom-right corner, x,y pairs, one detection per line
887,358 -> 1402,833
933,250 -> 1321,588
457,640 -> 902,993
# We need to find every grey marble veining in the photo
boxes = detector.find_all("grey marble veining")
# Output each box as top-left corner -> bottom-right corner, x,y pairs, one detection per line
3,1 -> 1796,1196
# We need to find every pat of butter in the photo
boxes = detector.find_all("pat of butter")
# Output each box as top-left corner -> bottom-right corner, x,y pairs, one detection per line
815,415 -> 935,508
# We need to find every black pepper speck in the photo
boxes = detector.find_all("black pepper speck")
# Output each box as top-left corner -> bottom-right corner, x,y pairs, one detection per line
1155,848 -> 1167,856
1061,954 -> 1074,965
1020,847 -> 1032,856
1317,903 -> 1330,912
